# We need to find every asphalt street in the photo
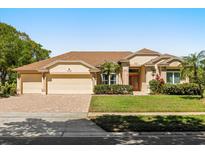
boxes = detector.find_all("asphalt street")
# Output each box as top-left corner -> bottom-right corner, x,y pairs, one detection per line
1,134 -> 205,145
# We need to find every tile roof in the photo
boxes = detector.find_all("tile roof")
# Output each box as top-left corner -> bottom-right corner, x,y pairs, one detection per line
14,51 -> 132,71
125,48 -> 161,59
158,57 -> 183,65
135,48 -> 161,55
144,53 -> 177,65
14,48 -> 181,72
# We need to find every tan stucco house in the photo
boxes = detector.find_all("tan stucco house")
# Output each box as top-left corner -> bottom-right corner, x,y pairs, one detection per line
14,48 -> 187,95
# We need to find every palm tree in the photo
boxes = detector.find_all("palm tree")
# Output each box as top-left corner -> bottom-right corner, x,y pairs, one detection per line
100,61 -> 121,85
181,50 -> 205,98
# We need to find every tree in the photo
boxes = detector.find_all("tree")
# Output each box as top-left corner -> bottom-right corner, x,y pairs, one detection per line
181,51 -> 205,98
0,22 -> 51,83
100,61 -> 120,85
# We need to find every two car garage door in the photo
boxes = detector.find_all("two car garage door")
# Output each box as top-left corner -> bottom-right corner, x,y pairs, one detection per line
47,75 -> 93,94
22,74 -> 93,94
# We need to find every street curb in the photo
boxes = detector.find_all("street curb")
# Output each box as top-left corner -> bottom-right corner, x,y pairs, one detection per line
62,131 -> 205,137
88,112 -> 205,116
1,131 -> 205,138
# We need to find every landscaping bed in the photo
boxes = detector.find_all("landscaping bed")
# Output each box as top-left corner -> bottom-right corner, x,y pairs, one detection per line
91,115 -> 205,132
90,95 -> 205,112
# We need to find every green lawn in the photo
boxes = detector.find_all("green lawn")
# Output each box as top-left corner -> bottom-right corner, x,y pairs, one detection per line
91,115 -> 205,132
90,95 -> 205,112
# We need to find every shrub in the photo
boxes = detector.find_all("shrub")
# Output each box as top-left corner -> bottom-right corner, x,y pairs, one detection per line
9,82 -> 17,96
94,84 -> 133,95
149,76 -> 165,94
0,82 -> 16,97
162,83 -> 202,95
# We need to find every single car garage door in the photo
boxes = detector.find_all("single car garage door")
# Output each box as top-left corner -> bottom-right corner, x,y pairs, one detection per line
22,74 -> 42,94
47,75 -> 93,94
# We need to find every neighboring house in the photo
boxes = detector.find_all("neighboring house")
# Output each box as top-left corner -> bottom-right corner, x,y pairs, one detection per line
14,48 -> 188,95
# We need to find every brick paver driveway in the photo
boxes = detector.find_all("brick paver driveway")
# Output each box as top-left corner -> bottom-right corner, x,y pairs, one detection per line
0,94 -> 91,113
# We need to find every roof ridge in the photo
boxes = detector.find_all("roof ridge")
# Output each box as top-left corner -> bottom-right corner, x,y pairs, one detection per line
69,51 -> 132,53
136,48 -> 161,54
125,48 -> 161,59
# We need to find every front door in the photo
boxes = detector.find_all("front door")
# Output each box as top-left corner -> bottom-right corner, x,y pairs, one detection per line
129,75 -> 140,91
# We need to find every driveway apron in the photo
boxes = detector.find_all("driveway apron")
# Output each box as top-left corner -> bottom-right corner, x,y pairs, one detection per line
0,94 -> 105,137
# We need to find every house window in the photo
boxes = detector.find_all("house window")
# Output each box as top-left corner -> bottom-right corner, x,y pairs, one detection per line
110,74 -> 117,85
166,72 -> 180,84
102,74 -> 109,84
101,73 -> 117,85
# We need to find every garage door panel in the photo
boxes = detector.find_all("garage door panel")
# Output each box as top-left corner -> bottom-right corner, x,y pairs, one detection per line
22,74 -> 42,94
47,75 -> 93,94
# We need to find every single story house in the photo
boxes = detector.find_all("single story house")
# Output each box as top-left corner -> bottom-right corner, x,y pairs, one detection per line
14,48 -> 188,95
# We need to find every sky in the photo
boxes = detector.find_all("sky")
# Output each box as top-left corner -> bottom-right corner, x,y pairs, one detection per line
0,8 -> 205,57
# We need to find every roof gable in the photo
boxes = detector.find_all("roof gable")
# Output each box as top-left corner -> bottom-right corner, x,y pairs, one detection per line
125,48 -> 161,59
158,57 -> 183,66
144,53 -> 178,66
38,60 -> 100,73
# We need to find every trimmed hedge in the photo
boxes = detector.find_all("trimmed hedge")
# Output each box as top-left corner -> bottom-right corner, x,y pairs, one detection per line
162,83 -> 202,95
0,82 -> 16,97
149,78 -> 202,95
94,84 -> 133,95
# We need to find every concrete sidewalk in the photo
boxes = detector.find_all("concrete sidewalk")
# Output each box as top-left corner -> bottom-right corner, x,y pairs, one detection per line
0,112 -> 88,118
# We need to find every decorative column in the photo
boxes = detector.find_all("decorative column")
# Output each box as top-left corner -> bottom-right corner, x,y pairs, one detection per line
121,62 -> 129,85
91,73 -> 97,85
16,73 -> 22,95
160,67 -> 167,83
145,67 -> 154,93
41,73 -> 47,95
140,66 -> 147,93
